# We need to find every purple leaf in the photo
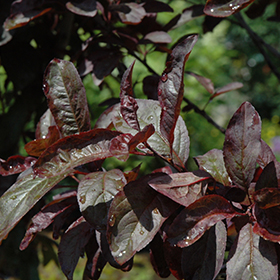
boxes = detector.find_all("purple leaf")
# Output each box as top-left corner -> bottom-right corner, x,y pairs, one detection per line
0,170 -> 67,244
66,0 -> 97,17
227,223 -> 278,280
143,75 -> 160,100
142,31 -> 172,44
107,173 -> 179,265
33,129 -> 124,177
181,221 -> 227,280
58,216 -> 94,280
204,0 -> 256,17
212,82 -> 243,99
20,193 -> 77,250
0,155 -> 36,176
143,1 -> 173,13
158,34 -> 198,148
253,188 -> 280,209
166,195 -> 240,247
149,171 -> 211,207
116,3 -> 146,25
223,102 -> 261,189
195,149 -> 231,186
253,222 -> 280,243
95,100 -> 190,170
43,58 -> 91,136
187,71 -> 215,94
35,109 -> 56,139
255,161 -> 278,191
77,169 -> 127,231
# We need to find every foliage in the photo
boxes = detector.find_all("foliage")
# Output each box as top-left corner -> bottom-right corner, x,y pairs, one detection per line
0,0 -> 280,279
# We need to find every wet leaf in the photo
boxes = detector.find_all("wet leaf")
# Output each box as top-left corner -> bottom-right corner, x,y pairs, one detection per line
95,100 -> 189,170
223,102 -> 261,189
43,58 -> 91,136
181,221 -> 227,280
0,170 -> 67,244
149,171 -> 211,207
58,216 -> 94,280
117,3 -> 146,25
0,155 -> 36,176
66,0 -> 97,17
195,149 -> 231,186
33,129 -> 123,177
227,223 -> 278,280
77,169 -> 127,231
107,173 -> 178,265
35,109 -> 57,139
166,195 -> 240,247
204,0 -> 256,17
20,193 -> 77,250
158,34 -> 198,148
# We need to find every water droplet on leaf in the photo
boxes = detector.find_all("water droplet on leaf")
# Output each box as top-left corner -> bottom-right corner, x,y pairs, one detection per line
109,214 -> 116,227
161,73 -> 168,82
79,195 -> 86,204
140,230 -> 144,235
153,208 -> 159,214
147,115 -> 154,121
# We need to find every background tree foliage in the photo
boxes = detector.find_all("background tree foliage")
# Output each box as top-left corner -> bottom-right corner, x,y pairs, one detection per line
0,0 -> 280,279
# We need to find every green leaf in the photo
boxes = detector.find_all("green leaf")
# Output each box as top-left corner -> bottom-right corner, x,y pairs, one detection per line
227,223 -> 278,280
95,99 -> 189,170
0,170 -> 66,244
78,169 -> 127,231
43,59 -> 91,136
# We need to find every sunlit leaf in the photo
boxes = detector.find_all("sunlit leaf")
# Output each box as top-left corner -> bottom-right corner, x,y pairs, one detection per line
33,129 -> 124,177
66,0 -> 97,17
158,34 -> 198,149
58,216 -> 94,280
0,155 -> 36,176
43,58 -> 91,136
116,3 -> 146,25
107,173 -> 178,265
227,223 -> 278,280
95,99 -> 189,170
223,102 -> 261,189
166,195 -> 240,247
35,109 -> 56,139
149,171 -> 211,207
195,149 -> 231,186
77,169 -> 127,231
0,170 -> 66,244
204,0 -> 256,17
181,221 -> 227,280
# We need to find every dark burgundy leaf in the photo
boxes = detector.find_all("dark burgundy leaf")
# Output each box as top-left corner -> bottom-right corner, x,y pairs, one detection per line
4,7 -> 52,30
58,217 -> 94,280
108,133 -> 132,162
195,149 -> 231,186
202,15 -> 224,33
66,0 -> 97,17
211,82 -> 243,99
253,222 -> 280,242
107,173 -> 179,265
204,0 -> 256,17
165,195 -> 240,247
245,0 -> 268,19
255,162 -> 278,191
116,3 -> 146,24
187,71 -> 214,94
128,124 -> 155,151
227,223 -> 278,280
181,221 -> 227,280
43,58 -> 91,136
25,126 -> 61,157
253,188 -> 280,209
223,102 -> 261,189
158,34 -> 198,148
143,75 -> 160,100
150,233 -> 171,278
77,169 -> 127,231
79,48 -> 122,86
0,155 -> 36,176
35,109 -> 56,139
33,129 -> 123,177
143,1 -> 173,13
124,164 -> 141,183
20,194 -> 77,250
149,171 -> 211,207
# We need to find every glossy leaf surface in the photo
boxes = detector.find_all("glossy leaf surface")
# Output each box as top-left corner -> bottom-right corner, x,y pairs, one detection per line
195,149 -> 231,186
95,99 -> 189,170
107,174 -> 178,265
117,3 -> 146,24
43,58 -> 91,136
78,169 -> 127,231
227,223 -> 278,280
166,195 -> 240,247
204,0 -> 256,17
223,102 -> 261,189
158,34 -> 198,147
149,171 -> 211,207
0,170 -> 66,244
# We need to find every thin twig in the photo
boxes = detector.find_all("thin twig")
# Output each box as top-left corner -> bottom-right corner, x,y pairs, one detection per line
183,97 -> 226,134
234,13 -> 280,83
